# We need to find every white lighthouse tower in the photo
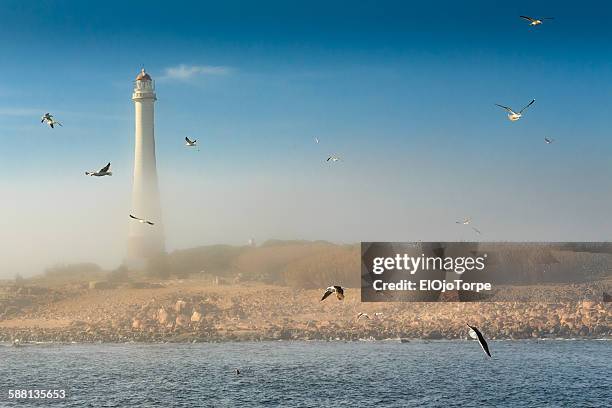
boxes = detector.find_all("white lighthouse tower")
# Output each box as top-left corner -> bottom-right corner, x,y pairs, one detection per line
127,69 -> 165,266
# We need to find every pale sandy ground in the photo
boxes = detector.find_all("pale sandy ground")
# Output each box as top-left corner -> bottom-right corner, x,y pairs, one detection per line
2,281 -> 370,329
0,280 -> 610,341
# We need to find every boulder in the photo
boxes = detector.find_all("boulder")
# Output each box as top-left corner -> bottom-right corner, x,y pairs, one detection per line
132,319 -> 142,330
191,311 -> 202,323
158,307 -> 169,325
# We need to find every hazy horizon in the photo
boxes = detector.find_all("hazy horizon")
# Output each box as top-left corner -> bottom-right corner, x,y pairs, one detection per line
2,0 -> 612,276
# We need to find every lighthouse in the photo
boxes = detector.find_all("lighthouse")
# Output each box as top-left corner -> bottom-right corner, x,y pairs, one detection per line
127,69 -> 165,267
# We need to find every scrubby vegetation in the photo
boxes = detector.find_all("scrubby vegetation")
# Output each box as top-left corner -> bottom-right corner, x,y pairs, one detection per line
23,241 -> 612,290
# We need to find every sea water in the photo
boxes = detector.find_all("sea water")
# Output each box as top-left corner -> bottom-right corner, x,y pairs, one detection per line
0,340 -> 610,407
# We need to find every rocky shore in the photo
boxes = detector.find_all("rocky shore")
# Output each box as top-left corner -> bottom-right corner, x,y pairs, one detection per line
0,281 -> 610,343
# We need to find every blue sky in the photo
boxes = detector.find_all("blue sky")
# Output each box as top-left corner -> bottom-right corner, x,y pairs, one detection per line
1,0 -> 612,275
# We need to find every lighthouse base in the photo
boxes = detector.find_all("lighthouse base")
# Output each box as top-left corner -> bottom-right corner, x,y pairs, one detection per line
126,235 -> 166,270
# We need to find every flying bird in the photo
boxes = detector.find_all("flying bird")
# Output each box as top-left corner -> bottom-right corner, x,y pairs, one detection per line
456,218 -> 482,235
321,285 -> 345,301
495,99 -> 535,121
456,217 -> 472,225
85,162 -> 112,177
129,214 -> 154,226
467,324 -> 491,357
185,137 -> 197,147
235,368 -> 241,375
544,137 -> 555,144
520,16 -> 554,26
326,155 -> 341,162
41,113 -> 62,128
357,312 -> 370,320
374,312 -> 384,319
314,137 -> 319,144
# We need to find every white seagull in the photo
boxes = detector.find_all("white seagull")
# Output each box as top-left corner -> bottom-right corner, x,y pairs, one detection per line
467,324 -> 491,357
326,155 -> 341,162
456,218 -> 482,235
495,99 -> 535,121
374,312 -> 384,319
321,285 -> 345,301
85,162 -> 112,177
456,217 -> 472,225
185,137 -> 197,147
129,214 -> 155,226
357,312 -> 370,320
41,113 -> 62,128
544,137 -> 555,144
314,137 -> 319,144
520,16 -> 554,26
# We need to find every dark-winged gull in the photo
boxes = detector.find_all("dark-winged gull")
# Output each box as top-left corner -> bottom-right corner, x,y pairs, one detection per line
495,99 -> 535,121
520,16 -> 554,26
467,324 -> 491,357
129,214 -> 155,226
321,285 -> 345,301
85,162 -> 112,177
41,113 -> 62,128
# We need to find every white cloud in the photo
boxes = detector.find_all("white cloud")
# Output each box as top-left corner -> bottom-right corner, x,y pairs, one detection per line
161,64 -> 232,81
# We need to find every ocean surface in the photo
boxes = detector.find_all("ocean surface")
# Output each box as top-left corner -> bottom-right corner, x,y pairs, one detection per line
0,340 -> 610,407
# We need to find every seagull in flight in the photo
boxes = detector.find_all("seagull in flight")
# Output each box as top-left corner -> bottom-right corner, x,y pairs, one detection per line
129,214 -> 154,226
41,113 -> 62,128
456,217 -> 472,225
314,137 -> 319,144
544,137 -> 555,144
520,16 -> 554,26
456,218 -> 482,235
185,137 -> 200,151
357,312 -> 370,320
85,162 -> 112,177
495,99 -> 535,121
321,285 -> 345,301
467,324 -> 491,357
326,155 -> 341,162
